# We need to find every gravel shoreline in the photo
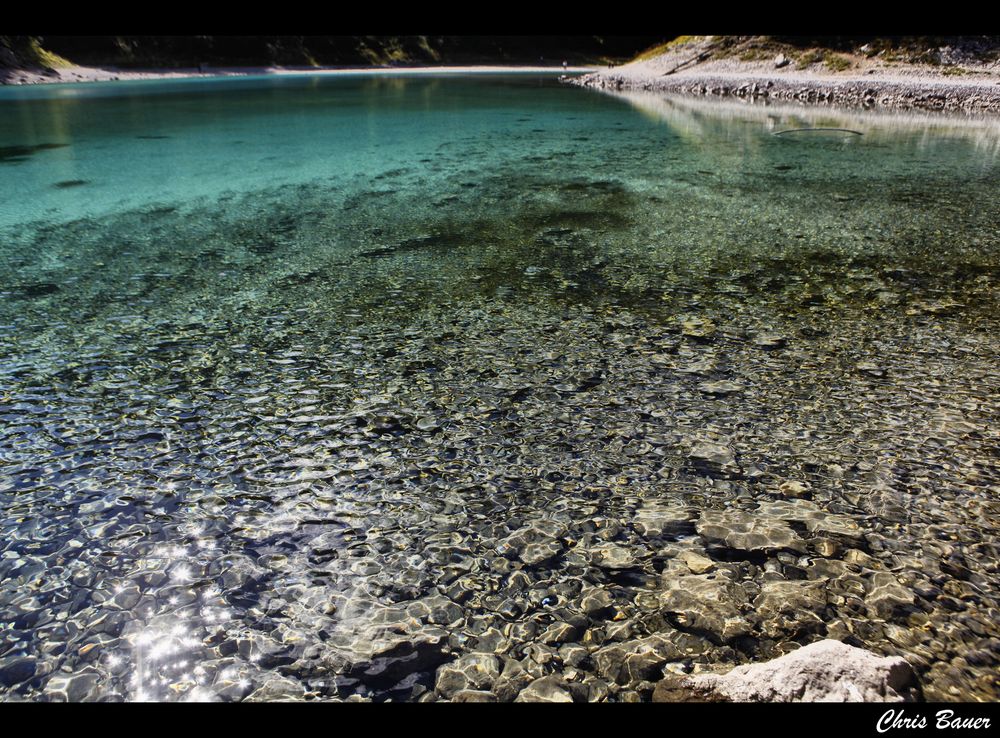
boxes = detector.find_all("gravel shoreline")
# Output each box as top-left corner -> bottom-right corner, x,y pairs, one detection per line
567,36 -> 1000,113
569,70 -> 1000,113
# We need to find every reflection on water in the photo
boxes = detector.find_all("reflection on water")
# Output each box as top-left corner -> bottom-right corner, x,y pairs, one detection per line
615,90 -> 1000,159
0,75 -> 999,702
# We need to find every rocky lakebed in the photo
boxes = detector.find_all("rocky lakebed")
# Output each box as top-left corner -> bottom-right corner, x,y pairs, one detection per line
0,74 -> 998,703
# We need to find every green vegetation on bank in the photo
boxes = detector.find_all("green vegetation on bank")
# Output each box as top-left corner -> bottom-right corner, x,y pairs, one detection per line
628,35 -> 1000,71
633,36 -> 699,62
0,36 -> 72,70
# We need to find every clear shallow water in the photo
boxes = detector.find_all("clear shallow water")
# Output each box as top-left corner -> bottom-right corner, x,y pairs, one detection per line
1,74 -> 999,702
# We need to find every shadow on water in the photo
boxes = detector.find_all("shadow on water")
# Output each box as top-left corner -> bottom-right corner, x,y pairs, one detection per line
0,142 -> 69,165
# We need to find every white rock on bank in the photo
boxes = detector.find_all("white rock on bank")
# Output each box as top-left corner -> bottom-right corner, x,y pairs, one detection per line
653,639 -> 919,702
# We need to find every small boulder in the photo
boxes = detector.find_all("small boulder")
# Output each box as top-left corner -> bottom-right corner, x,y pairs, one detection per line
593,635 -> 683,685
245,675 -> 306,702
0,656 -> 37,688
579,586 -> 614,616
633,501 -> 695,539
435,653 -> 500,697
688,441 -> 741,479
678,550 -> 716,574
778,481 -> 811,499
652,640 -> 919,702
659,574 -> 751,643
514,675 -> 574,703
697,508 -> 806,554
451,689 -> 498,702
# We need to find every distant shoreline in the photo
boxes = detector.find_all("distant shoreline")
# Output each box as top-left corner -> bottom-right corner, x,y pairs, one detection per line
0,64 -> 598,87
568,37 -> 1000,114
8,56 -> 1000,115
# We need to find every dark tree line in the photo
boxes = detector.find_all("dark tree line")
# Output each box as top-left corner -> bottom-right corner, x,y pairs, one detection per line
1,36 -> 668,70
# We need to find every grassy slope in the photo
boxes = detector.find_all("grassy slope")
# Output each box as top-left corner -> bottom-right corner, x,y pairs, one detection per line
0,36 -> 73,70
629,35 -> 1000,73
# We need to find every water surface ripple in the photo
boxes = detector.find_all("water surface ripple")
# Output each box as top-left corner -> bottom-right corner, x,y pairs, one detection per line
0,75 -> 998,702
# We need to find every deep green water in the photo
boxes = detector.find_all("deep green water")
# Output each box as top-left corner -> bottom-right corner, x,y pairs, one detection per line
1,73 -> 999,702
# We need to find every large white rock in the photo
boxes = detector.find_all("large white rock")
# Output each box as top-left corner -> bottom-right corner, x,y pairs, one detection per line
653,640 -> 918,702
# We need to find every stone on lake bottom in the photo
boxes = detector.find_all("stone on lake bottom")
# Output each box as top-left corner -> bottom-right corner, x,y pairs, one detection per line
0,656 -> 38,688
514,675 -> 575,702
688,441 -> 741,478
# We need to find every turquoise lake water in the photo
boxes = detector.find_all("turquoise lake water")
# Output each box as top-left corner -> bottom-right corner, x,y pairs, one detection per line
1,73 -> 999,702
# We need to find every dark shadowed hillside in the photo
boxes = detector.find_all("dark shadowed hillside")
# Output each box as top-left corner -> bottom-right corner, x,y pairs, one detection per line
0,35 -> 667,71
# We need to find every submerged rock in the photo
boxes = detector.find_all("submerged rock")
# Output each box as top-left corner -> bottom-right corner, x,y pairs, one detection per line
245,675 -> 307,702
659,574 -> 750,643
688,441 -> 741,479
590,542 -> 640,570
857,361 -> 887,378
753,332 -> 787,349
777,480 -> 811,499
593,634 -> 683,685
757,499 -> 865,546
652,640 -> 919,702
696,508 -> 806,554
344,631 -> 452,690
0,655 -> 37,688
677,550 -> 716,574
514,674 -> 574,702
865,572 -> 917,619
753,580 -> 828,638
698,380 -> 744,396
452,689 -> 498,702
434,653 -> 500,697
579,586 -> 614,616
633,501 -> 695,539
496,522 -> 567,566
679,315 -> 716,341
42,668 -> 102,702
